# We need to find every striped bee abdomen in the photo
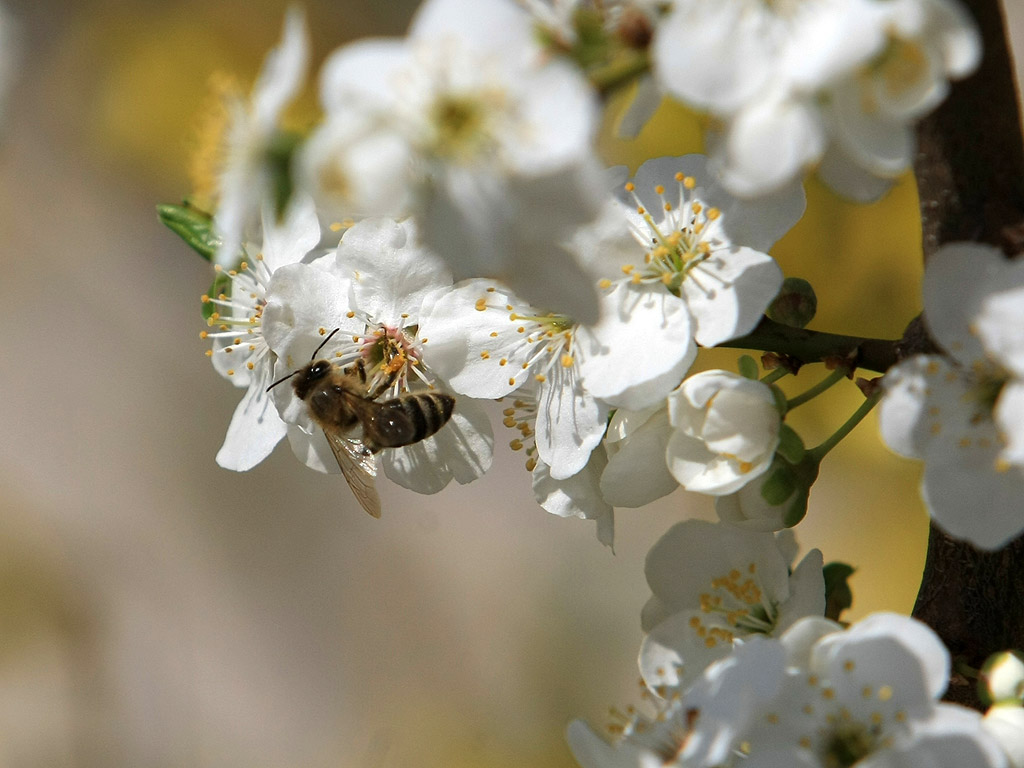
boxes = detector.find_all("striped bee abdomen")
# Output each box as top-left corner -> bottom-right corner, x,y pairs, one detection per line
365,392 -> 456,451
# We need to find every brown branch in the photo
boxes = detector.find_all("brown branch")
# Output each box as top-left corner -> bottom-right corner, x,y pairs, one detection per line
911,0 -> 1024,710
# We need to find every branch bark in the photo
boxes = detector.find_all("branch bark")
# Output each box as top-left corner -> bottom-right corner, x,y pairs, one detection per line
911,0 -> 1024,709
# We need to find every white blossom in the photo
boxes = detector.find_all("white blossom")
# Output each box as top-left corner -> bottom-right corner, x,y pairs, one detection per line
600,406 -> 679,508
213,7 -> 309,267
261,217 -> 494,493
302,0 -> 606,322
666,370 -> 782,496
575,155 -> 798,362
204,195 -> 322,471
639,520 -> 824,693
652,0 -> 980,198
420,277 -> 694,479
984,704 -> 1024,768
879,243 -> 1024,549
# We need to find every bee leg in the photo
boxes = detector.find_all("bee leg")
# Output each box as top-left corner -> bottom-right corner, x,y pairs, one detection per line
344,358 -> 368,384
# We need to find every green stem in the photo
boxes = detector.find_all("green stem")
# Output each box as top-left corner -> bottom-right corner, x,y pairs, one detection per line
717,317 -> 901,374
786,367 -> 848,409
953,658 -> 981,680
759,368 -> 788,384
807,393 -> 881,461
589,51 -> 650,96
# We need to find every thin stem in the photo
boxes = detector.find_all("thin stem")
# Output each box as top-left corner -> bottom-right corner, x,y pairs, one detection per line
786,367 -> 848,409
759,368 -> 788,384
807,393 -> 880,461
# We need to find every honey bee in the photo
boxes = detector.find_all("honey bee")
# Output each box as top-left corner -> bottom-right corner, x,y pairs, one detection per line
268,329 -> 455,518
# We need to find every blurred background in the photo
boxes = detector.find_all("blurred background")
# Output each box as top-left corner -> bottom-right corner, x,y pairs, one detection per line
0,1 -> 1020,766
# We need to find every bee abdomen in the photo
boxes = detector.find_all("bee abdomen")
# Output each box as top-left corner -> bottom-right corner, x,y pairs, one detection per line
368,392 -> 456,450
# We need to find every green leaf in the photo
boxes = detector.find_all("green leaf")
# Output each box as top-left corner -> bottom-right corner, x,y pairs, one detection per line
157,202 -> 221,262
265,131 -> 302,220
776,424 -> 806,464
822,562 -> 855,621
770,383 -> 788,416
783,487 -> 810,527
737,354 -> 759,380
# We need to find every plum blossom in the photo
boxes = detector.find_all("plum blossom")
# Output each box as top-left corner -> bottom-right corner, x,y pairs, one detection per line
575,156 -> 798,359
213,7 -> 309,267
639,520 -> 824,694
301,0 -> 606,322
652,0 -> 980,198
261,217 -> 493,495
666,370 -> 782,495
879,243 -> 1024,549
570,614 -> 1006,768
204,195 -> 322,471
420,277 -> 695,479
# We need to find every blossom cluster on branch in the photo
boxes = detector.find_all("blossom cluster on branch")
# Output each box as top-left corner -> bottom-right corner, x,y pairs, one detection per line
159,0 -> 1024,765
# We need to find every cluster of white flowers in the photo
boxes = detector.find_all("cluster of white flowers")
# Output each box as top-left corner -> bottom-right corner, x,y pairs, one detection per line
570,612 -> 1017,768
173,0 -> 1024,764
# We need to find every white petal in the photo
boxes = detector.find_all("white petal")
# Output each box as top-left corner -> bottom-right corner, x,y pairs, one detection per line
828,83 -> 915,178
576,284 -> 696,409
712,95 -> 826,198
815,139 -> 897,202
774,549 -> 826,633
976,280 -> 1024,378
532,450 -> 614,547
895,705 -> 1007,768
653,0 -> 779,113
410,0 -> 534,67
318,38 -> 409,114
994,383 -> 1024,466
252,7 -> 309,129
639,609 -> 734,693
683,247 -> 783,346
924,243 -> 1008,366
332,217 -> 452,325
260,192 -> 321,273
382,398 -> 494,492
215,377 -> 288,471
984,704 -> 1024,768
534,370 -> 608,479
878,355 -> 950,459
600,409 -> 679,508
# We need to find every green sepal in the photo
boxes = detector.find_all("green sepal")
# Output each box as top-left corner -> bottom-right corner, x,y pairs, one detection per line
571,8 -> 610,68
760,465 -> 797,506
737,354 -> 759,380
783,487 -> 811,527
822,561 -> 855,622
776,424 -> 806,464
201,271 -> 232,322
157,202 -> 221,262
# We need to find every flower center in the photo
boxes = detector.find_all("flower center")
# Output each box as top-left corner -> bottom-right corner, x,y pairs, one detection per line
610,174 -> 728,295
429,91 -> 501,162
694,562 -> 776,642
821,722 -> 879,768
321,321 -> 428,398
501,396 -> 539,472
200,258 -> 274,377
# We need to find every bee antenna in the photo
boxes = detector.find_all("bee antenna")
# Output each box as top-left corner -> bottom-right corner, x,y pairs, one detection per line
265,370 -> 299,392
311,327 -> 341,360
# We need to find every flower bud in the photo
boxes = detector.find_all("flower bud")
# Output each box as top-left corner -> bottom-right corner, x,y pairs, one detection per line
767,277 -> 817,328
980,650 -> 1024,706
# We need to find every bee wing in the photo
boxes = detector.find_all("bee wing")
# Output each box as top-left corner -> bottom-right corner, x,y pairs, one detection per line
323,429 -> 382,519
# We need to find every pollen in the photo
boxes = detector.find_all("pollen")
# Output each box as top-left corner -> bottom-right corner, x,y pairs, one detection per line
683,176 -> 696,190
486,286 -> 496,293
199,331 -> 209,339
622,264 -> 635,274
509,377 -> 516,386
599,278 -> 612,290
637,206 -> 646,214
664,203 -> 672,211
481,351 -> 490,359
561,354 -> 574,368
674,172 -> 684,182
499,358 -> 507,366
475,298 -> 488,311
655,185 -> 665,195
535,374 -> 547,383
625,182 -> 635,192
227,369 -> 234,376
201,294 -> 210,303
525,457 -> 537,472
329,221 -> 344,232
346,311 -> 355,318
510,439 -> 523,451
707,207 -> 721,220
504,416 -> 516,427
490,331 -> 499,337
843,660 -> 855,672
205,349 -> 213,357
247,362 -> 254,370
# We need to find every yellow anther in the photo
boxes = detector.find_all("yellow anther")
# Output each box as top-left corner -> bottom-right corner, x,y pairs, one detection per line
503,408 -> 516,416
535,374 -> 547,383
664,203 -> 672,211
517,326 -> 525,333
490,331 -> 499,337
631,273 -> 641,284
624,182 -> 635,192
205,349 -> 213,357
599,278 -> 612,290
475,298 -> 488,311
504,416 -> 517,428
508,377 -> 517,386
199,331 -> 209,339
499,358 -> 507,366
707,207 -> 721,220
674,172 -> 684,182
636,206 -> 646,214
878,685 -> 893,701
655,185 -> 665,195
486,286 -> 496,292
525,457 -> 537,472
247,362 -> 255,370
227,369 -> 234,375
561,354 -> 574,368
329,221 -> 344,231
622,264 -> 635,274
510,439 -> 524,451
683,176 -> 696,190
201,294 -> 210,303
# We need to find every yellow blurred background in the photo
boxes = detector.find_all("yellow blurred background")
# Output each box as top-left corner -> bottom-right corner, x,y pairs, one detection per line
0,1 -> 1021,766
